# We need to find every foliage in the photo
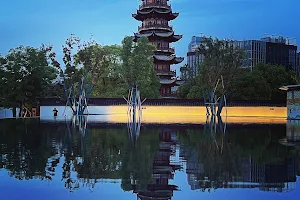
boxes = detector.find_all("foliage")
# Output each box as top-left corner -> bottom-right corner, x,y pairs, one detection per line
179,37 -> 245,99
0,46 -> 58,110
178,78 -> 195,98
1,35 -> 161,105
228,64 -> 297,100
255,63 -> 297,100
229,68 -> 271,100
121,36 -> 160,98
196,37 -> 245,92
77,43 -> 126,97
47,35 -> 159,99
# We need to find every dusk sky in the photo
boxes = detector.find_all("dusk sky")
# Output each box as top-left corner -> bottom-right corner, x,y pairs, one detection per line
1,0 -> 299,71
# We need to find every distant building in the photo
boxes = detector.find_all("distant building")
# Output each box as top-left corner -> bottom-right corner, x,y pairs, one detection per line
179,65 -> 188,80
298,52 -> 300,71
186,35 -> 298,78
233,40 -> 266,71
235,35 -> 298,73
186,36 -> 205,79
262,36 -> 298,73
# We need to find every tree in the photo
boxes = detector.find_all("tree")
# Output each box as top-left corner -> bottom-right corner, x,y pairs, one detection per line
229,64 -> 298,101
229,68 -> 271,100
121,36 -> 160,98
76,43 -> 126,97
0,54 -> 6,106
255,63 -> 297,101
179,37 -> 245,99
0,46 -> 58,115
196,37 -> 245,93
178,78 -> 196,98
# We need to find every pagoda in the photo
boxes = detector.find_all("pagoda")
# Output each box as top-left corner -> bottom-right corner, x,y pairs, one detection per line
133,0 -> 184,97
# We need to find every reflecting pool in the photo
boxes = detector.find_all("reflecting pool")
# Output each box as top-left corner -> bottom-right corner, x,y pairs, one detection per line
0,116 -> 300,200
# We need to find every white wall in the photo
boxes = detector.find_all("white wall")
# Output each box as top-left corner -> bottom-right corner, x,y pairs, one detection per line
0,108 -> 21,119
40,106 -> 111,117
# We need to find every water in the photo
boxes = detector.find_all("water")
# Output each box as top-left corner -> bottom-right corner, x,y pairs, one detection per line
0,116 -> 299,200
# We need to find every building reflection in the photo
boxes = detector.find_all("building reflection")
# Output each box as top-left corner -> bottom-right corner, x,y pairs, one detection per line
279,120 -> 300,146
132,128 -> 180,200
0,117 -> 300,194
181,116 -> 298,193
280,120 -> 300,177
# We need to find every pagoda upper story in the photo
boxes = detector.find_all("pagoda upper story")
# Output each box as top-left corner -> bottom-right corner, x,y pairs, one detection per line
133,0 -> 184,97
132,0 -> 183,45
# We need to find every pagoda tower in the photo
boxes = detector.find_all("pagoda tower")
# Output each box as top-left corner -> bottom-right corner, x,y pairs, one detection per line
133,0 -> 184,97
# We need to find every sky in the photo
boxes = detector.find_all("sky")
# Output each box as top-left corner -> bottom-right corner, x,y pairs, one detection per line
1,0 -> 300,72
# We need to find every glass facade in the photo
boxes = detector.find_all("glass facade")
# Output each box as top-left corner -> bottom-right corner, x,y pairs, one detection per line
186,36 -> 205,79
233,40 -> 266,70
185,35 -> 298,78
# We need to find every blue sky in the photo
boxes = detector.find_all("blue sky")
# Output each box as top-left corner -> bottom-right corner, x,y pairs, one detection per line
1,0 -> 299,71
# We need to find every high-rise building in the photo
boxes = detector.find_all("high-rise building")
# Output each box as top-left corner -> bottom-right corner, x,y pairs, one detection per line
187,35 -> 298,77
297,52 -> 300,71
262,36 -> 298,73
233,40 -> 266,71
186,36 -> 205,79
133,0 -> 184,97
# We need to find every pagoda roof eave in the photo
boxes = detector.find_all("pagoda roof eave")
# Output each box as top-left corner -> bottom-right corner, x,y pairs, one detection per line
176,80 -> 185,86
154,55 -> 184,64
159,78 -> 178,86
132,9 -> 179,21
134,31 -> 182,43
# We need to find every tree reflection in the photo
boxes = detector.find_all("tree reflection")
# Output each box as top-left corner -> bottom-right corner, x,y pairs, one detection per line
179,116 -> 298,192
0,118 -> 299,194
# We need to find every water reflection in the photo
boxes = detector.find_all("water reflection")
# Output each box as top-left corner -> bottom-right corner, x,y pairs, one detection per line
0,117 -> 299,199
279,120 -> 300,146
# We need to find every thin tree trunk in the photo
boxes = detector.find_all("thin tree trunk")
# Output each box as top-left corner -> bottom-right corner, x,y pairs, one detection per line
12,106 -> 16,117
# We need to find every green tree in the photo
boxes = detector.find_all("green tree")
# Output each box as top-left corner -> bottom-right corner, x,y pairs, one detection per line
179,37 -> 245,99
121,36 -> 160,98
255,63 -> 297,101
76,43 -> 126,97
0,46 -> 58,115
0,54 -> 6,106
196,37 -> 245,92
229,68 -> 271,100
178,78 -> 196,98
229,64 -> 298,101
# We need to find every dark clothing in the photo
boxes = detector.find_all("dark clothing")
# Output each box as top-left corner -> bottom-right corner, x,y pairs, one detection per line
53,109 -> 58,117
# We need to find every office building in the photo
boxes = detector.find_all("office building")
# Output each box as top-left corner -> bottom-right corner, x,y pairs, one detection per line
186,35 -> 298,77
186,36 -> 205,79
262,36 -> 298,73
233,40 -> 266,71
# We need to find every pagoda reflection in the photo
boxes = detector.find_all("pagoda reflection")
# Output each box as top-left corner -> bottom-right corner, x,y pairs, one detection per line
132,128 -> 180,200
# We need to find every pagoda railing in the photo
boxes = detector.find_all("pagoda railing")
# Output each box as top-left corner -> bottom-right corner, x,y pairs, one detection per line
139,2 -> 171,10
156,70 -> 176,77
139,24 -> 173,31
157,46 -> 175,53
